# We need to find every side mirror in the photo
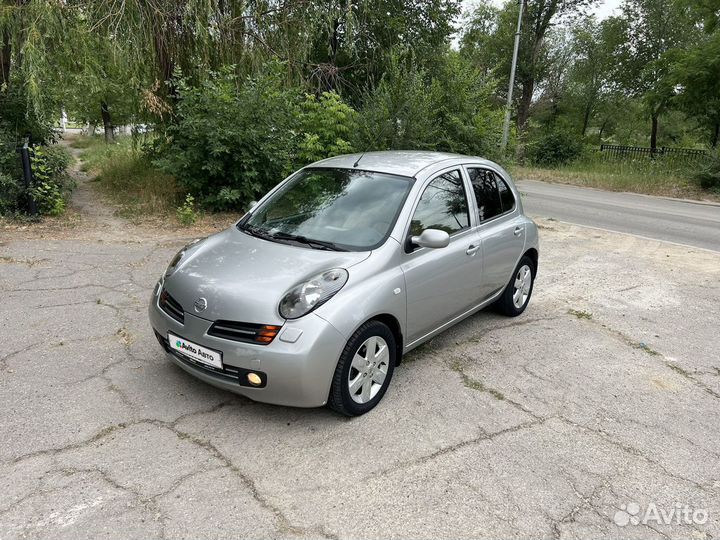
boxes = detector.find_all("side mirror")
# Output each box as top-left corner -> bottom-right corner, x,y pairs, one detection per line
410,228 -> 450,249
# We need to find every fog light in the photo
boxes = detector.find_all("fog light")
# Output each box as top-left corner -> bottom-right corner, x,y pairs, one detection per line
247,372 -> 262,386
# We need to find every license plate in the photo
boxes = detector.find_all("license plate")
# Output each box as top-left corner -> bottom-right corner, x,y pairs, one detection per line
168,333 -> 223,369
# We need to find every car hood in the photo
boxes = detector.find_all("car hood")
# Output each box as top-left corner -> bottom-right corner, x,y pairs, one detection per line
163,226 -> 371,325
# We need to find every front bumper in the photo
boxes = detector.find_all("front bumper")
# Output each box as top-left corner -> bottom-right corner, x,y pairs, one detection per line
148,291 -> 347,408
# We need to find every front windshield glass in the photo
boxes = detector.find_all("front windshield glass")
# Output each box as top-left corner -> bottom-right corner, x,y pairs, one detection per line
241,168 -> 413,251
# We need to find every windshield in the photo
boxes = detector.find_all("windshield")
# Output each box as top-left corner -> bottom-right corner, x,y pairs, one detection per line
240,168 -> 414,251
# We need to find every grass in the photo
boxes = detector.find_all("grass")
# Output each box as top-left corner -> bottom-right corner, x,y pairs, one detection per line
511,155 -> 720,202
449,358 -> 506,401
568,308 -> 593,320
72,135 -> 182,217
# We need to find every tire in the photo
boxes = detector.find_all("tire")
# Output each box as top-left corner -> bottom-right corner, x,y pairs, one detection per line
328,320 -> 396,416
495,255 -> 535,317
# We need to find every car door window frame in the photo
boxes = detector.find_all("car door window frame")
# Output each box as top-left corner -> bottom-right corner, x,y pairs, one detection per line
463,165 -> 517,227
403,166 -> 476,253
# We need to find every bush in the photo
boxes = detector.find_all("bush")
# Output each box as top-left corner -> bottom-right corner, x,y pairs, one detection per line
176,194 -> 199,226
355,50 -> 504,157
31,181 -> 66,216
527,130 -> 583,167
355,54 -> 439,151
28,145 -> 74,216
0,128 -> 23,215
0,128 -> 72,217
152,65 -> 362,211
693,152 -> 720,191
152,65 -> 300,211
298,92 -> 356,164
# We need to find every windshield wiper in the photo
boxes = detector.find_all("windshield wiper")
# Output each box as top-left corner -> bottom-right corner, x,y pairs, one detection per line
271,231 -> 347,252
238,223 -> 275,241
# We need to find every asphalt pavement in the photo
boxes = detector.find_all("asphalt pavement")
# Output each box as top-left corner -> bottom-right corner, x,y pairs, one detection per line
517,180 -> 720,252
1,166 -> 719,539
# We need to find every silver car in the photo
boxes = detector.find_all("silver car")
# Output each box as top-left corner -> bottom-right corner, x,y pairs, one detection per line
149,151 -> 539,416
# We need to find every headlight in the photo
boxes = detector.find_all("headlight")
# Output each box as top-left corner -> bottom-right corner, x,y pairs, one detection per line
165,238 -> 203,277
279,268 -> 348,319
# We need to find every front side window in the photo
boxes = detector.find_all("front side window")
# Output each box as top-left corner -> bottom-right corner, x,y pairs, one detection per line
241,168 -> 413,251
409,170 -> 470,236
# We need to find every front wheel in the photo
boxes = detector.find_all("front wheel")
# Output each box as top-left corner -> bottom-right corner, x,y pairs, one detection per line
328,320 -> 396,416
495,256 -> 535,317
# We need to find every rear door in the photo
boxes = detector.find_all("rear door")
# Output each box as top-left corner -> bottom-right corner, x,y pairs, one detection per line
465,167 -> 526,301
401,168 -> 482,344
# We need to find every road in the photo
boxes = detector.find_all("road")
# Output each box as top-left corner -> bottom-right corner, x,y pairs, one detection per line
517,180 -> 720,252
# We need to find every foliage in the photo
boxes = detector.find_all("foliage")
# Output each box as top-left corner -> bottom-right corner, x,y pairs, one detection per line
176,194 -> 199,226
693,153 -> 720,191
429,52 -> 503,157
152,66 -> 300,211
671,24 -> 720,147
153,68 -> 361,210
0,126 -> 21,214
298,92 -> 356,164
28,145 -> 73,216
527,130 -> 583,167
355,53 -> 438,150
356,51 -> 504,156
31,181 -> 65,216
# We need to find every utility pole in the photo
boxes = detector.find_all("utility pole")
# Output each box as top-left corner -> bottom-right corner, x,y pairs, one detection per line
501,0 -> 524,154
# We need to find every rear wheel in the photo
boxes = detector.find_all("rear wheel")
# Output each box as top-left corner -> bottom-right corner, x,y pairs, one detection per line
328,320 -> 396,416
495,255 -> 535,317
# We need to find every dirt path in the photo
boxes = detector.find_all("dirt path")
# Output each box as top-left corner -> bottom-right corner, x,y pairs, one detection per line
0,137 -> 231,243
64,141 -> 131,239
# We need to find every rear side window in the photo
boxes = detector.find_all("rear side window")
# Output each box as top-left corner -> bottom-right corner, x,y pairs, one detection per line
497,177 -> 516,213
468,168 -> 502,222
409,170 -> 470,236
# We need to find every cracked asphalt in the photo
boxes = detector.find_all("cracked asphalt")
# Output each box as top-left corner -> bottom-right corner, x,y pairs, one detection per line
1,154 -> 719,539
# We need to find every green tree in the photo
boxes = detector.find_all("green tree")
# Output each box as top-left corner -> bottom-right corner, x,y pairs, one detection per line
565,16 -> 625,136
672,0 -> 720,147
617,0 -> 699,151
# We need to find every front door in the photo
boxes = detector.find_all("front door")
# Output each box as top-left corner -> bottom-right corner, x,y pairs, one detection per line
401,169 -> 482,344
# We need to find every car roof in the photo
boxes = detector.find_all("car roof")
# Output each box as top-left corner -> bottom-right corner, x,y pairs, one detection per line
310,151 -> 497,177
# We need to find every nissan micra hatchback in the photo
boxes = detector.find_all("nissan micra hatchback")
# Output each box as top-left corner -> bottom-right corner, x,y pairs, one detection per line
149,151 -> 539,416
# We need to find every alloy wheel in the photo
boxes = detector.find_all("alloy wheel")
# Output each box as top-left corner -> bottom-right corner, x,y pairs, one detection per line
512,264 -> 532,309
348,336 -> 390,404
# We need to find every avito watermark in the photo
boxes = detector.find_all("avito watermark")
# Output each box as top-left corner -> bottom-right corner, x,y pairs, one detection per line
614,501 -> 708,527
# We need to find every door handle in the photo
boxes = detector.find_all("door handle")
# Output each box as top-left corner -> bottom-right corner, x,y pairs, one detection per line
466,244 -> 480,256
513,226 -> 524,236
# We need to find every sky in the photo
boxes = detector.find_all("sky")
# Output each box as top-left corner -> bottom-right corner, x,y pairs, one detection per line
461,0 -> 624,20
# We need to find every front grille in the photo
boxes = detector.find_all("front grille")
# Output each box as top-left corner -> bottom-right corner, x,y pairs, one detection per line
159,289 -> 184,324
207,320 -> 281,345
154,330 -> 267,387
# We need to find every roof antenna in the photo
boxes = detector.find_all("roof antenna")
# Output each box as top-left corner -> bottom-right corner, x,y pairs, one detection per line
353,150 -> 366,168
352,103 -> 411,168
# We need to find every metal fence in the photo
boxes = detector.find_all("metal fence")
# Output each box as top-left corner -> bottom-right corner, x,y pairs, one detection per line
600,144 -> 708,164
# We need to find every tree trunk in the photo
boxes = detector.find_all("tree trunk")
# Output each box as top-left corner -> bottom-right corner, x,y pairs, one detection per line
599,119 -> 608,141
101,102 -> 114,143
517,79 -> 534,133
581,104 -> 592,136
650,113 -> 658,155
0,30 -> 10,92
712,122 -> 719,149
